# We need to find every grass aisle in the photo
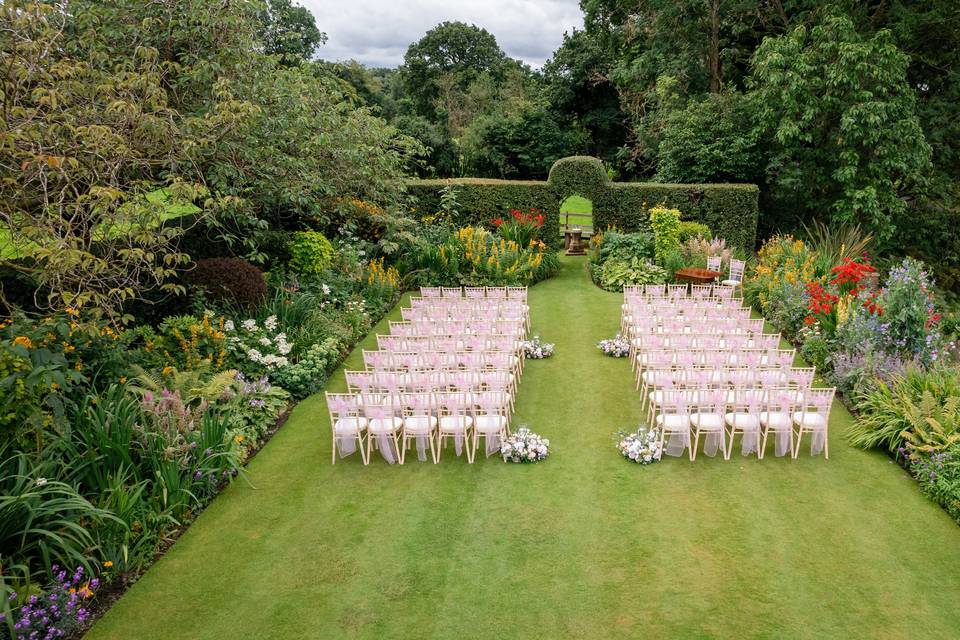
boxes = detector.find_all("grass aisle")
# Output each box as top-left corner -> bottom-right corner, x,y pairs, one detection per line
89,257 -> 960,640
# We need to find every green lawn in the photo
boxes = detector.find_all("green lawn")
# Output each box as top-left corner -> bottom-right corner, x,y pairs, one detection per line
560,195 -> 593,232
88,257 -> 960,640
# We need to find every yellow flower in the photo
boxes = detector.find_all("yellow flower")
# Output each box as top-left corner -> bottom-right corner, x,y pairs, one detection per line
235,435 -> 245,444
119,376 -> 127,384
104,560 -> 113,568
161,366 -> 174,376
51,382 -> 60,391
12,335 -> 32,349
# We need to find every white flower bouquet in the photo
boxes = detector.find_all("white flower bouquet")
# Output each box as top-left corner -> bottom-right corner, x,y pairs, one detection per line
598,334 -> 630,358
521,335 -> 554,359
615,426 -> 662,464
501,425 -> 550,463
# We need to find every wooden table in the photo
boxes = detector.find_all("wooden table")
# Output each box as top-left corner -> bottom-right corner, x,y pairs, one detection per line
674,267 -> 722,284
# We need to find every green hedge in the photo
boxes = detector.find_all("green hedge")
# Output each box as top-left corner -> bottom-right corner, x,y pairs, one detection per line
406,157 -> 759,251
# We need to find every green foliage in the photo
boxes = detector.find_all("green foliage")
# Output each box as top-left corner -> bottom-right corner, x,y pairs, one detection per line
655,92 -> 762,185
750,9 -> 932,239
289,232 -> 335,276
401,21 -> 509,118
849,366 -> 960,453
403,226 -> 558,287
801,219 -> 874,276
597,231 -> 655,263
598,257 -> 668,291
188,258 -> 267,311
677,221 -> 711,243
270,338 -> 340,399
0,449 -> 117,587
649,207 -> 682,265
600,182 -> 759,251
257,0 -> 326,62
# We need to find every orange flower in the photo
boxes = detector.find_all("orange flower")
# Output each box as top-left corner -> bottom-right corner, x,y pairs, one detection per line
12,335 -> 32,349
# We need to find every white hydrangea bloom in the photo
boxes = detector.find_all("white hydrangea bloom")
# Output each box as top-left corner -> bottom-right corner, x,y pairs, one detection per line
241,319 -> 257,331
264,315 -> 278,331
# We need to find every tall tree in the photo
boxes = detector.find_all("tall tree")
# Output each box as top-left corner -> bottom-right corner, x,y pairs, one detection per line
257,0 -> 326,62
400,21 -> 508,119
542,29 -> 626,166
750,9 -> 932,238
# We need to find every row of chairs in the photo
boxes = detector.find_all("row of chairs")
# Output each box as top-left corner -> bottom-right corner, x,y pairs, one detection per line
421,286 -> 528,301
326,390 -> 513,464
649,387 -> 835,460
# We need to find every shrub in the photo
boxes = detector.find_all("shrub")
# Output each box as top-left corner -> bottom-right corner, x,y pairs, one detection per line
649,207 -> 682,266
188,257 -> 267,310
270,338 -> 341,399
909,447 -> 960,524
597,231 -> 654,263
880,258 -> 944,363
848,365 -> 960,453
598,257 -> 668,291
681,235 -> 731,270
289,231 -> 335,276
743,235 -> 820,316
678,221 -> 711,243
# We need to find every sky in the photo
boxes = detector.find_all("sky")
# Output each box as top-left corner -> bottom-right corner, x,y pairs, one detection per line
301,0 -> 584,69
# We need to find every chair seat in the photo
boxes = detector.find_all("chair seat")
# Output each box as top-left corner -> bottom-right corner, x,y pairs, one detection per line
655,413 -> 690,430
334,417 -> 367,434
690,413 -> 724,430
403,416 -> 438,434
721,279 -> 741,287
792,411 -> 827,429
439,415 -> 473,432
725,412 -> 760,431
760,411 -> 792,430
368,417 -> 403,434
474,415 -> 507,433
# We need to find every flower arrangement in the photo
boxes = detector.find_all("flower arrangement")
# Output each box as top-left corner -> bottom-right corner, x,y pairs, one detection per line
615,426 -> 662,464
598,334 -> 630,358
501,425 -> 550,463
521,335 -> 554,359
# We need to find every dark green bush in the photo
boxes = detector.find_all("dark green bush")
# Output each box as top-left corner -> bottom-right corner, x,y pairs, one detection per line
187,258 -> 267,310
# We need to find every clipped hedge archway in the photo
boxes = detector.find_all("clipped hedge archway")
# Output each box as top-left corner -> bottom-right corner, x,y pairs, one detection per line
406,157 -> 759,250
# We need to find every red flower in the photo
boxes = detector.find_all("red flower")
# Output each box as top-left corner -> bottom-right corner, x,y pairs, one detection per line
492,217 -> 503,227
534,213 -> 545,226
511,209 -> 522,221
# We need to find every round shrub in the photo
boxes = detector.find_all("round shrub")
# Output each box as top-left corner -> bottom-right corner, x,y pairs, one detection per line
678,221 -> 711,243
188,257 -> 267,310
289,231 -> 335,276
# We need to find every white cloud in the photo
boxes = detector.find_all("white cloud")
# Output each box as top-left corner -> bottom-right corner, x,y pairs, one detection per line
301,0 -> 583,68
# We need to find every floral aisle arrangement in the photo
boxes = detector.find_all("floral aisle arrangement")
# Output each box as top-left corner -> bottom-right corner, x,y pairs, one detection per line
616,427 -> 663,464
521,335 -> 554,359
501,425 -> 550,463
598,334 -> 630,358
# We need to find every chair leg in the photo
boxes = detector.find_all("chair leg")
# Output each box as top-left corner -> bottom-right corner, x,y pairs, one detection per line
824,429 -> 829,459
332,434 -> 337,465
394,432 -> 403,465
691,428 -> 699,461
759,430 -> 766,460
793,428 -> 803,458
435,432 -> 443,463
